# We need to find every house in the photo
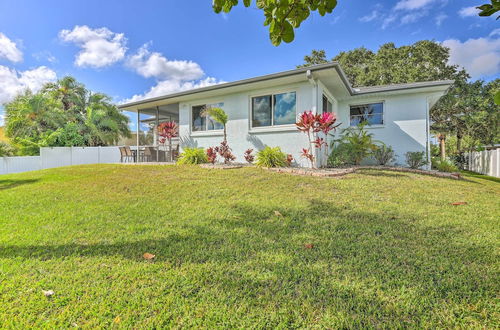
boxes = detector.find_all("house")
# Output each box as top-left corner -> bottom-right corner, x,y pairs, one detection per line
118,63 -> 452,168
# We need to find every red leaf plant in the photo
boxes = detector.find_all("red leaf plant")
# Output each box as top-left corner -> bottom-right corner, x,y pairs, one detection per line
158,121 -> 179,162
206,147 -> 217,164
214,141 -> 236,164
296,111 -> 339,168
244,148 -> 255,163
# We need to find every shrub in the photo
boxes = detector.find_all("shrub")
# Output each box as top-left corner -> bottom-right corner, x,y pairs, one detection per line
177,148 -> 208,165
329,123 -> 378,167
432,157 -> 459,172
405,151 -> 428,169
255,146 -> 287,168
206,147 -> 217,164
244,149 -> 254,163
0,141 -> 15,157
373,144 -> 396,166
215,141 -> 236,164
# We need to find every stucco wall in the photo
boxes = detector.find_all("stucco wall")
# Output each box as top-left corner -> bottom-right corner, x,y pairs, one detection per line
178,81 -> 314,167
178,79 -> 433,168
336,93 -> 430,166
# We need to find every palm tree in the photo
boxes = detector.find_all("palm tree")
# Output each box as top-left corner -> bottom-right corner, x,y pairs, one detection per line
202,106 -> 228,142
84,93 -> 130,146
41,76 -> 86,122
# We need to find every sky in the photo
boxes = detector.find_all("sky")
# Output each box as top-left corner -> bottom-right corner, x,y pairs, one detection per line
0,0 -> 499,127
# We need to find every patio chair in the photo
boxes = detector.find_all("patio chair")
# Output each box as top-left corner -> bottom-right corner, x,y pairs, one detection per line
119,146 -> 127,163
166,144 -> 180,162
143,147 -> 155,162
124,146 -> 135,162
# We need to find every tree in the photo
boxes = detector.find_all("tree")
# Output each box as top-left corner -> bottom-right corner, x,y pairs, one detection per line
4,76 -> 130,155
299,41 -> 469,87
212,0 -> 338,46
202,106 -> 229,142
477,1 -> 500,18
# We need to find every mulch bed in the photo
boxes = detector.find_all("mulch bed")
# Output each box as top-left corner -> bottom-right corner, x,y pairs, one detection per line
265,166 -> 463,180
200,163 -> 244,170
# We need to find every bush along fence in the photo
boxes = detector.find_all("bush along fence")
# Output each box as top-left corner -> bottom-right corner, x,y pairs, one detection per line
467,148 -> 500,178
0,146 -> 121,175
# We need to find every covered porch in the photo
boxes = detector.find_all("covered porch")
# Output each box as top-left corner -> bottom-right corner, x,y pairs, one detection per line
126,103 -> 180,163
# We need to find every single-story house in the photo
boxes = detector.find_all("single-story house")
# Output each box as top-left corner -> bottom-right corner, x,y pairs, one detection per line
118,62 -> 452,168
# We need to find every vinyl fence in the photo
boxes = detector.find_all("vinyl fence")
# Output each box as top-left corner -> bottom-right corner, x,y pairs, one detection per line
1,146 -> 121,175
467,148 -> 500,178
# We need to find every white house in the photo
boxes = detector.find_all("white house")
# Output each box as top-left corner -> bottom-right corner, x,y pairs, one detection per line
118,63 -> 452,168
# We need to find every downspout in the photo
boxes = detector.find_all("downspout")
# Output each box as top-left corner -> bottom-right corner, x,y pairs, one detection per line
425,97 -> 431,170
306,70 -> 320,168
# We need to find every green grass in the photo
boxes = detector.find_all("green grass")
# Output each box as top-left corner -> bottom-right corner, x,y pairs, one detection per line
0,165 -> 498,328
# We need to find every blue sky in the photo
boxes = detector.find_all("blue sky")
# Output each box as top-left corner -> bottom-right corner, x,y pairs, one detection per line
0,0 -> 499,126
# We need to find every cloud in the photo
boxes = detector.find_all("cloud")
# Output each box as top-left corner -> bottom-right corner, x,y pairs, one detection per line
490,29 -> 500,38
123,77 -> 224,103
401,12 -> 426,24
59,25 -> 127,68
32,51 -> 57,63
0,65 -> 57,105
0,32 -> 23,63
126,43 -> 204,81
0,112 -> 4,126
442,33 -> 500,79
458,6 -> 480,18
435,13 -> 447,26
360,10 -> 380,22
394,0 -> 439,11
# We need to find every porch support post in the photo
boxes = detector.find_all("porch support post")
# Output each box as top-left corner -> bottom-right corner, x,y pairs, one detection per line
136,109 -> 140,163
156,106 -> 160,163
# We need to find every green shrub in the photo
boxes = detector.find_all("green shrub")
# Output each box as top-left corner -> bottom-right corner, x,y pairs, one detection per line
0,141 -> 15,157
405,151 -> 428,169
177,148 -> 208,165
372,144 -> 396,166
255,146 -> 287,168
329,123 -> 378,167
432,157 -> 459,172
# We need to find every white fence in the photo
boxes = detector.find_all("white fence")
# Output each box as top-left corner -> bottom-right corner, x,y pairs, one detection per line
467,148 -> 500,178
1,146 -> 121,175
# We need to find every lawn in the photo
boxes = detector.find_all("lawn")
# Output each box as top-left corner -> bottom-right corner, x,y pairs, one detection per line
0,165 -> 498,328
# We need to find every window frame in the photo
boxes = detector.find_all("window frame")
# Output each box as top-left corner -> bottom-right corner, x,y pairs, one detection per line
322,94 -> 334,114
249,89 -> 298,130
348,101 -> 385,127
190,101 -> 225,133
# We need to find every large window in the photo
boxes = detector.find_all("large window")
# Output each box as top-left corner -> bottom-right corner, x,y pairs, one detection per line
350,102 -> 383,126
252,91 -> 296,128
192,102 -> 224,132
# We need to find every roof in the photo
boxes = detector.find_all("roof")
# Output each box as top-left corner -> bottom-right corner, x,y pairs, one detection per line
118,62 -> 453,110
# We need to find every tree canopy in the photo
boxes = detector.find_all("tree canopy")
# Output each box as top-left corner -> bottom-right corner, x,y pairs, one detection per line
212,0 -> 338,46
4,76 -> 130,155
478,1 -> 500,18
298,41 -> 469,87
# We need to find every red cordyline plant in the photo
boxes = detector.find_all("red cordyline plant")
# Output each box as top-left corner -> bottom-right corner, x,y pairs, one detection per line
244,148 -> 255,163
158,121 -> 179,162
296,111 -> 339,168
206,147 -> 217,164
215,141 -> 236,164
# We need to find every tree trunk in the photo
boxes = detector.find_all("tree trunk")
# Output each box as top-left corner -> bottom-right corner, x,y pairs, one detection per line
223,125 -> 227,143
456,131 -> 462,154
168,138 -> 172,162
439,134 -> 446,160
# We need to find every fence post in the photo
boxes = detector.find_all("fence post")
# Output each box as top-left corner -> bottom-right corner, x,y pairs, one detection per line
98,146 -> 101,164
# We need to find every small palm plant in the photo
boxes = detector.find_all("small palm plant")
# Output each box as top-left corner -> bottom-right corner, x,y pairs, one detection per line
202,106 -> 228,142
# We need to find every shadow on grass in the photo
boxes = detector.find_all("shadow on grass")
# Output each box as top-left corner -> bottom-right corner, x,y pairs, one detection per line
0,178 -> 39,191
355,170 -> 408,178
461,170 -> 500,184
0,199 -> 496,326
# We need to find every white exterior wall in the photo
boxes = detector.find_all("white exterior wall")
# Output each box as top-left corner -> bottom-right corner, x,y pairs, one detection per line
178,81 -> 315,167
335,92 -> 431,166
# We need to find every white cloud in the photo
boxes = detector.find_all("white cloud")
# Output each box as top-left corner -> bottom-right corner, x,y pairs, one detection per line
442,34 -> 500,79
382,15 -> 398,29
360,10 -> 380,22
0,65 -> 56,105
33,51 -> 57,63
0,113 -> 4,126
0,32 -> 23,63
59,25 -> 127,68
435,13 -> 447,26
126,44 -> 204,81
123,77 -> 224,103
395,0 -> 438,11
459,6 -> 480,18
401,12 -> 426,24
490,29 -> 500,38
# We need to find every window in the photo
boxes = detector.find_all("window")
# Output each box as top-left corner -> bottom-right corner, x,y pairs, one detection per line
252,91 -> 296,128
350,102 -> 383,126
322,94 -> 333,113
192,102 -> 224,132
